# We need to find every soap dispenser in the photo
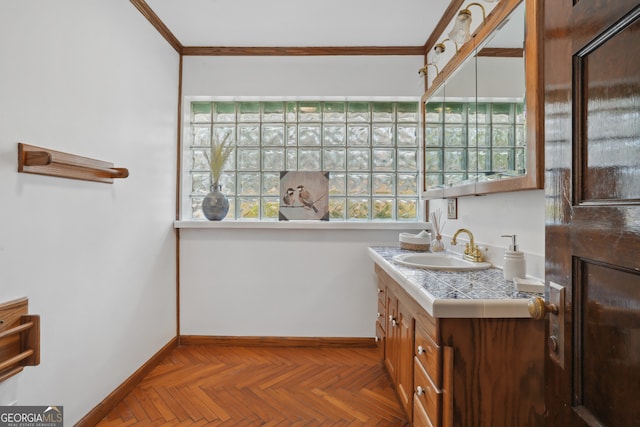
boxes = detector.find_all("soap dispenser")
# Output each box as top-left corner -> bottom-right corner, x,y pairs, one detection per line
501,234 -> 526,280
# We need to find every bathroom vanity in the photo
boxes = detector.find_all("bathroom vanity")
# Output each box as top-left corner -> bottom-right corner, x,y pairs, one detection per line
370,246 -> 544,427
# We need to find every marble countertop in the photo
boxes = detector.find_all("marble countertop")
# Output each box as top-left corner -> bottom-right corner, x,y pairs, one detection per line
368,246 -> 542,318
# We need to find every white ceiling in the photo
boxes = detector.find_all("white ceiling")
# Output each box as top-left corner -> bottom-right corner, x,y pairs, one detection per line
144,0 -> 450,47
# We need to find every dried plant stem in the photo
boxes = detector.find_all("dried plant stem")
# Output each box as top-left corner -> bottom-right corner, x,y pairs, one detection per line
431,208 -> 446,236
205,131 -> 233,185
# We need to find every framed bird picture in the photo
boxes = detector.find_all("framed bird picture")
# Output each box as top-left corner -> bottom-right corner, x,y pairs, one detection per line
279,171 -> 329,221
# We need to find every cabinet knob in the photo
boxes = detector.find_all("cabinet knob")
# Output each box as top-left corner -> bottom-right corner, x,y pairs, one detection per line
377,288 -> 383,294
416,386 -> 424,396
528,296 -> 558,320
417,345 -> 425,355
391,319 -> 397,327
376,312 -> 381,318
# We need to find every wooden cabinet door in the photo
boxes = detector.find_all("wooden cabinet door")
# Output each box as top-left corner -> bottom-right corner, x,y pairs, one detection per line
544,0 -> 640,425
376,289 -> 386,360
384,290 -> 398,381
396,301 -> 414,418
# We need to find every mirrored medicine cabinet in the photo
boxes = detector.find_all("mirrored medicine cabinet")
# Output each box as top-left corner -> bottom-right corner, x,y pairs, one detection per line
421,0 -> 543,199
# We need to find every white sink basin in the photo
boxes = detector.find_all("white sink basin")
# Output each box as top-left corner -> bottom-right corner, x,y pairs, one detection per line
392,252 -> 491,271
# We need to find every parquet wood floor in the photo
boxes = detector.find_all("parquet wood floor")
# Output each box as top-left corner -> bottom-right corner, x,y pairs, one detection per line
95,344 -> 409,426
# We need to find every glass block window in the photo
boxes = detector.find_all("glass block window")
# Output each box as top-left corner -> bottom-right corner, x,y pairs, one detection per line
185,99 -> 421,221
424,101 -> 525,190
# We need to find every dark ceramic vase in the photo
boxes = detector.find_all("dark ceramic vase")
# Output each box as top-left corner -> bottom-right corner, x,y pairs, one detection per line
202,184 -> 229,221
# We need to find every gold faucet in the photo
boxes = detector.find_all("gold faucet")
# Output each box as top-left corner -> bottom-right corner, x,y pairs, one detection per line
451,228 -> 485,262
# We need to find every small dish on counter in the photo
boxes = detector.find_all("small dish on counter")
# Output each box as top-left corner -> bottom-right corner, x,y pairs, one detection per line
399,230 -> 431,251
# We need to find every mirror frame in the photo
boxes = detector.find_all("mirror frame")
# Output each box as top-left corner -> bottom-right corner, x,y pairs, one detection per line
421,0 -> 543,199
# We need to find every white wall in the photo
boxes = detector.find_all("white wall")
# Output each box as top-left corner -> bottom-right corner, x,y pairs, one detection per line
181,55 -> 427,338
180,227 -> 421,337
0,1 -> 179,424
183,56 -> 426,97
429,190 -> 545,278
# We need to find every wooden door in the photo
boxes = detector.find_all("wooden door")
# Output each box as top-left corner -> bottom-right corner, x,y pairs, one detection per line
544,0 -> 640,426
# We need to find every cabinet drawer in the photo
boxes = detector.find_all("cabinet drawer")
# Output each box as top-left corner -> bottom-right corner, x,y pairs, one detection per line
415,311 -> 438,344
377,299 -> 386,332
414,357 -> 441,427
415,324 -> 442,386
413,397 -> 435,427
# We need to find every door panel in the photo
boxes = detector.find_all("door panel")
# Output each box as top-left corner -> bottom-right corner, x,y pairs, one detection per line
544,0 -> 640,426
577,261 -> 640,425
578,15 -> 640,202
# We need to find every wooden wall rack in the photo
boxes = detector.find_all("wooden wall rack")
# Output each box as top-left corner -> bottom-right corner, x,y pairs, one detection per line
0,297 -> 40,382
18,142 -> 129,183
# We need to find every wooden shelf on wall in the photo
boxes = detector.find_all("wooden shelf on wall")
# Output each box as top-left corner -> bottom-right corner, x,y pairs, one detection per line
18,143 -> 129,184
0,297 -> 40,383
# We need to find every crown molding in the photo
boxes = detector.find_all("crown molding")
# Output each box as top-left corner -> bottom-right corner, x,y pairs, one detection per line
477,47 -> 524,57
130,0 -> 183,54
181,45 -> 425,56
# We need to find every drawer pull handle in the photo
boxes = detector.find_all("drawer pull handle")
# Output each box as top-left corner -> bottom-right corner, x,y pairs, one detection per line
416,386 -> 425,396
417,345 -> 432,355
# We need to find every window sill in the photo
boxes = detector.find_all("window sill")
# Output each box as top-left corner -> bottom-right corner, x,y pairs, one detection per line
174,220 -> 431,231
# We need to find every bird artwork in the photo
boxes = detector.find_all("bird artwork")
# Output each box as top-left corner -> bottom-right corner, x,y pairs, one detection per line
297,185 -> 319,213
282,187 -> 296,207
279,171 -> 329,221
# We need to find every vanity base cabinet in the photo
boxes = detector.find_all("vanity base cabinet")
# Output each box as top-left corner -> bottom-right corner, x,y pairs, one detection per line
374,264 -> 544,427
439,317 -> 544,426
